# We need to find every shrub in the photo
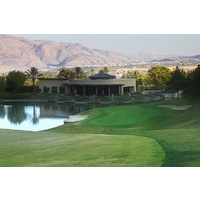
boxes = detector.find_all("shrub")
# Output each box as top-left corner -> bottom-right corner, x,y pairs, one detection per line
0,76 -> 6,92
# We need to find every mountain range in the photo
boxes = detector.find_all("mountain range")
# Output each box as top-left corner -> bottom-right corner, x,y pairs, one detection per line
0,34 -> 132,73
0,34 -> 199,73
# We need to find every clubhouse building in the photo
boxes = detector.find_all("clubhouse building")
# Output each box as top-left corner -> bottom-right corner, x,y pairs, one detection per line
39,73 -> 137,96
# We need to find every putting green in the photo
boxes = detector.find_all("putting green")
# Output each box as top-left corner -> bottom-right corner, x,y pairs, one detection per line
84,105 -> 164,128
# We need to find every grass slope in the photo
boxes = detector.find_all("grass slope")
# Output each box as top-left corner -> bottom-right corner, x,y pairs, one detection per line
0,130 -> 164,167
0,98 -> 200,167
48,99 -> 200,167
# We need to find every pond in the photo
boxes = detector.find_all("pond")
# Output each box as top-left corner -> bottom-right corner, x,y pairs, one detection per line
0,102 -> 105,131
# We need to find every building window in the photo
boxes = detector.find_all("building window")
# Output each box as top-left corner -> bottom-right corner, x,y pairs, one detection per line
51,86 -> 58,93
110,86 -> 119,95
59,86 -> 65,94
44,86 -> 50,93
123,87 -> 132,94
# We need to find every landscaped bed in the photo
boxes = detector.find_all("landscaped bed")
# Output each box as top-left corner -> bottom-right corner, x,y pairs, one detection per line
0,93 -> 164,104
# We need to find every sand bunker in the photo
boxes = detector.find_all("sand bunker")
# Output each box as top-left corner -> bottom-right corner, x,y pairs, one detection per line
158,105 -> 192,110
64,115 -> 88,123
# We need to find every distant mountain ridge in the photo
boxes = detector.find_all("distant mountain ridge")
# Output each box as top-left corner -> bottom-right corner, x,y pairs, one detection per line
0,34 -> 132,73
0,34 -> 199,73
190,54 -> 200,59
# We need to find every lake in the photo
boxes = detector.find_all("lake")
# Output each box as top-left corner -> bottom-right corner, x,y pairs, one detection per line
0,102 -> 103,131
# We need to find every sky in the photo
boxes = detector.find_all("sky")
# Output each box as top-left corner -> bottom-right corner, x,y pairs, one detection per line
11,34 -> 200,56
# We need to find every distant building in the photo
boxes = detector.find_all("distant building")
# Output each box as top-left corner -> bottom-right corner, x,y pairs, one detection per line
39,73 -> 137,96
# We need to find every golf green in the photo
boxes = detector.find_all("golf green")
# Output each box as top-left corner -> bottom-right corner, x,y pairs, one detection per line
1,98 -> 200,167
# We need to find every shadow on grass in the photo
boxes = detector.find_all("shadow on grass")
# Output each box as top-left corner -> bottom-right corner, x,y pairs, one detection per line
162,149 -> 200,167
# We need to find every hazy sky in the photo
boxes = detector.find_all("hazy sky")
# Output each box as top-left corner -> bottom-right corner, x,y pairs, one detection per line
12,34 -> 200,56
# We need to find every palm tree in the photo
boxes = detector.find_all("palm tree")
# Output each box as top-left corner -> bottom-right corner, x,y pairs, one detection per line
99,67 -> 109,74
72,67 -> 86,79
26,67 -> 42,91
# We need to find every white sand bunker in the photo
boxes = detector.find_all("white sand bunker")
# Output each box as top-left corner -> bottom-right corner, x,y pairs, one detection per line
158,105 -> 192,110
64,115 -> 88,123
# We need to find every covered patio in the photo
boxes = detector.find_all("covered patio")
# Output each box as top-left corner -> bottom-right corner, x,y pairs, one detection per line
63,84 -> 124,96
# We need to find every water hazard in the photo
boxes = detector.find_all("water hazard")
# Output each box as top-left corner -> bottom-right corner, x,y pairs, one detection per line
0,102 -> 99,131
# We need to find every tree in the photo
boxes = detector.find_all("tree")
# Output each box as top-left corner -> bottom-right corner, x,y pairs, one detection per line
143,74 -> 152,86
121,71 -> 134,78
25,67 -> 42,90
167,66 -> 187,91
147,66 -> 171,90
0,76 -> 6,92
103,67 -> 109,74
122,70 -> 142,78
50,72 -> 56,78
90,68 -> 95,76
72,67 -> 87,79
99,67 -> 109,74
57,68 -> 75,79
99,69 -> 104,74
57,67 -> 86,79
6,71 -> 26,92
43,72 -> 49,78
121,70 -> 145,91
185,64 -> 200,109
43,72 -> 56,78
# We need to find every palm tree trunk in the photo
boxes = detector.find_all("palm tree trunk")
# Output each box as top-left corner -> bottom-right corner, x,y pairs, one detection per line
32,77 -> 35,91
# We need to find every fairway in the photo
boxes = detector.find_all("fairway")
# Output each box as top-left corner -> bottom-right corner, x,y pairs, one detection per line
0,98 -> 200,167
0,130 -> 164,167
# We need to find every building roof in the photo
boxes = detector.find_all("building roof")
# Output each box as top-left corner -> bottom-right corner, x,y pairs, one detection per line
62,83 -> 124,86
89,73 -> 116,80
38,78 -> 69,80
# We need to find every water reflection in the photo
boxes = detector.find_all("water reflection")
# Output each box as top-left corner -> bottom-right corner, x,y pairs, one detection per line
0,102 -> 103,131
39,103 -> 97,118
32,106 -> 39,125
7,104 -> 27,125
0,105 -> 5,119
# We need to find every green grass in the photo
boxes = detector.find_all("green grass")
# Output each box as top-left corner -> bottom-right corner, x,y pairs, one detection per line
0,130 -> 164,167
0,98 -> 200,167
